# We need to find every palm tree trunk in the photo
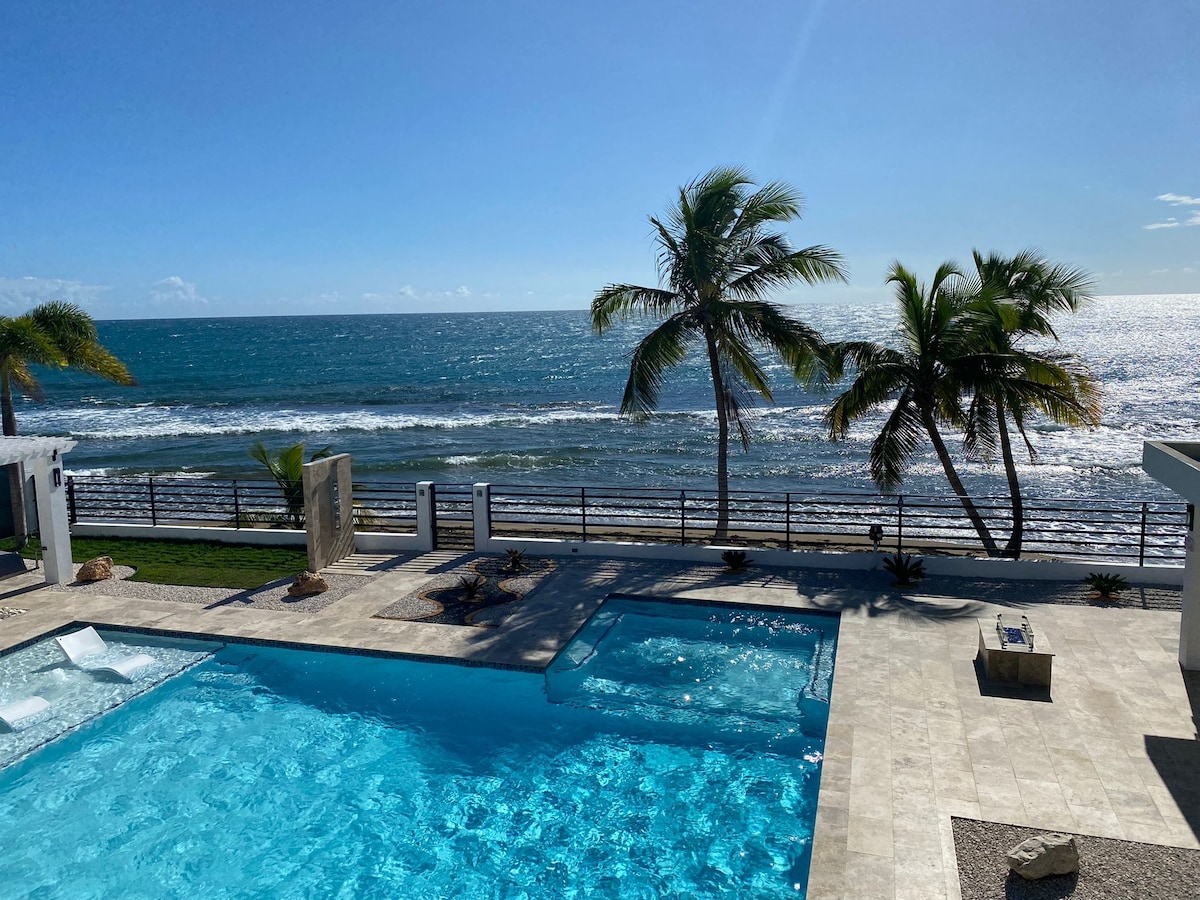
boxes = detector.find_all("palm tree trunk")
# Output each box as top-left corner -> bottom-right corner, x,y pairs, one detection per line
996,402 -> 1024,559
922,412 -> 1000,557
703,327 -> 731,539
0,369 -> 27,547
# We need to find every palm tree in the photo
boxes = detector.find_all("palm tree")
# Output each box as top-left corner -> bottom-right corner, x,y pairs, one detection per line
249,441 -> 333,528
825,262 -> 1002,555
960,251 -> 1101,557
591,167 -> 847,537
0,301 -> 134,437
0,301 -> 134,543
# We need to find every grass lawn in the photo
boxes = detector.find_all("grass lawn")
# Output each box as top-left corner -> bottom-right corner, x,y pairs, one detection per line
1,536 -> 309,589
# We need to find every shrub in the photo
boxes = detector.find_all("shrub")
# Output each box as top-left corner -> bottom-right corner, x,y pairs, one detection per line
720,549 -> 752,573
505,548 -> 527,572
883,552 -> 925,586
459,575 -> 487,600
1084,572 -> 1127,600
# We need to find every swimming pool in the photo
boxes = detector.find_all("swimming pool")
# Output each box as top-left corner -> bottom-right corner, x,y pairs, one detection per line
0,601 -> 837,898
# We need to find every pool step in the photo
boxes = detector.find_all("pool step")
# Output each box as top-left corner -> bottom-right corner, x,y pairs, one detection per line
545,600 -> 835,738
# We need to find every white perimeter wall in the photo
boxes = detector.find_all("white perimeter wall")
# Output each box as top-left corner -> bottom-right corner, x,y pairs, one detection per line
72,478 -> 1184,588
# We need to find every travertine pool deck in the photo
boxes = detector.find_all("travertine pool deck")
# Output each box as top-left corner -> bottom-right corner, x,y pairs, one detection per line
1,552 -> 1197,900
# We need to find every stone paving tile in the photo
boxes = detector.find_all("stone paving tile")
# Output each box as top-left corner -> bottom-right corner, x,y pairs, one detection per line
809,598 -> 1199,898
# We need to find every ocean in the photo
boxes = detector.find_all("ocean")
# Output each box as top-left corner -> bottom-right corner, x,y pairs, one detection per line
21,294 -> 1200,503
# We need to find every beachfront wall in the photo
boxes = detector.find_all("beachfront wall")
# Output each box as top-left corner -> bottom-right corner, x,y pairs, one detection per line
64,475 -> 1187,585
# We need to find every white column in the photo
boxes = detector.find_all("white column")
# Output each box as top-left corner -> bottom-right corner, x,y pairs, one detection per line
472,483 -> 491,552
415,482 -> 435,553
1180,506 -> 1200,670
30,455 -> 73,585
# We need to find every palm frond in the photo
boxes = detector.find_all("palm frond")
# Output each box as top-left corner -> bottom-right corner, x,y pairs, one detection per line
29,301 -> 100,346
869,394 -> 925,491
728,245 -> 848,299
591,284 -> 682,333
730,180 -> 803,236
716,330 -> 772,402
61,343 -> 136,385
7,358 -> 44,401
824,342 -> 910,439
0,317 -> 64,368
725,300 -> 831,386
619,312 -> 695,419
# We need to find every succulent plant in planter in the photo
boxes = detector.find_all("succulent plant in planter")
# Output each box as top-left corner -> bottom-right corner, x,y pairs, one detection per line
459,574 -> 487,601
504,548 -> 527,573
720,549 -> 752,573
1084,572 -> 1127,601
882,552 -> 925,586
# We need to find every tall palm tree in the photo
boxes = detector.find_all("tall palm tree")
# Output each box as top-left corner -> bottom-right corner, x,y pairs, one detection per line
825,262 -> 1002,556
591,167 -> 847,537
0,301 -> 135,543
961,251 -> 1101,557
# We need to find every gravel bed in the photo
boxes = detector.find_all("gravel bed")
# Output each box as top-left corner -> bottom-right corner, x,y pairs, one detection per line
375,556 -> 557,625
375,594 -> 440,620
953,817 -> 1200,899
0,607 -> 26,621
46,564 -> 373,613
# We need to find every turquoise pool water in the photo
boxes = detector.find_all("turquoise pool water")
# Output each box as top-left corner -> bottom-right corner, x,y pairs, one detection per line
0,602 -> 837,898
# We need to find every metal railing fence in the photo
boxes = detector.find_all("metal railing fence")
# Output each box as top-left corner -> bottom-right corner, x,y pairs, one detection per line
67,476 -> 419,533
65,475 -> 1188,564
486,484 -> 1188,564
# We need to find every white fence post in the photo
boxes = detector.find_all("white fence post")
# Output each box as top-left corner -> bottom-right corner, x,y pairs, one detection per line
415,481 -> 435,553
31,456 -> 74,585
473,483 -> 491,552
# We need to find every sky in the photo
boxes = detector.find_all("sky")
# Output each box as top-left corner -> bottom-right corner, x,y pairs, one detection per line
1,0 -> 1197,320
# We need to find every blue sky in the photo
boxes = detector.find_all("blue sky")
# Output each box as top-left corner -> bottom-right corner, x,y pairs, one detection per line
1,1 -> 1196,319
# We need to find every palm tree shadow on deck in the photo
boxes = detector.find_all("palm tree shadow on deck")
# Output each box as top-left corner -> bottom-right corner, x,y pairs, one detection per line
204,577 -> 295,609
1145,669 -> 1200,844
804,588 -> 987,622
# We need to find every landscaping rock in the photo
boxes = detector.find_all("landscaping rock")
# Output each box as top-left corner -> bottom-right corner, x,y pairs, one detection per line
287,571 -> 329,597
1007,833 -> 1080,880
76,556 -> 114,582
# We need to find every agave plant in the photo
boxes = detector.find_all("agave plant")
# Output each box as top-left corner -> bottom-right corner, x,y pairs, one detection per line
882,552 -> 925,586
504,548 -> 527,572
459,575 -> 487,601
1083,572 -> 1127,600
720,549 -> 752,573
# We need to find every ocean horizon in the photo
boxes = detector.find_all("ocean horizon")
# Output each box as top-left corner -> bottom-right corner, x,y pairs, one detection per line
22,293 -> 1200,504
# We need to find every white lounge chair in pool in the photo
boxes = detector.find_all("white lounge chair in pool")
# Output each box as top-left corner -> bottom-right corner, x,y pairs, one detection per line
0,696 -> 49,732
55,627 -> 155,682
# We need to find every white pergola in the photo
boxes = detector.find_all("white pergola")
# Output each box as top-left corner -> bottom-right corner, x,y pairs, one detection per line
0,436 -> 76,585
1143,440 -> 1200,670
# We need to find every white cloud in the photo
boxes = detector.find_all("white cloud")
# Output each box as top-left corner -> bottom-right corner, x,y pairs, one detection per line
360,284 -> 482,304
1157,193 -> 1200,206
149,276 -> 208,307
1145,194 -> 1200,230
0,275 -> 107,314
